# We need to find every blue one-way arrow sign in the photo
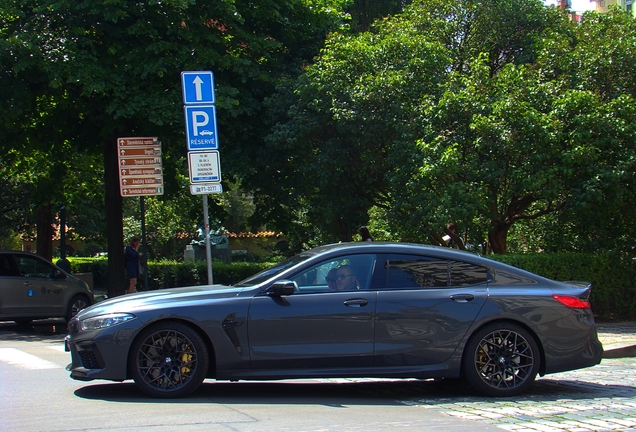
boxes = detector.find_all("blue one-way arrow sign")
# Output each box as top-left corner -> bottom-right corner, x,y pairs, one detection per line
181,71 -> 215,105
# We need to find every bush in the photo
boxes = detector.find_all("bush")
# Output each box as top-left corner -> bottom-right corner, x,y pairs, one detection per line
65,257 -> 271,292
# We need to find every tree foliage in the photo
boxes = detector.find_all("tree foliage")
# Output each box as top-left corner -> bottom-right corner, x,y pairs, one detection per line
1,0 -> 344,294
263,1 -> 636,253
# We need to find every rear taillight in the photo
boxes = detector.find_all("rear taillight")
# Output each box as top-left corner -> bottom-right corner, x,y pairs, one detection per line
552,294 -> 590,309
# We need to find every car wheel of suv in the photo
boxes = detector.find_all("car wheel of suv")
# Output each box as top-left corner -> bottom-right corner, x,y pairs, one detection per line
65,295 -> 90,322
129,322 -> 209,398
462,322 -> 540,397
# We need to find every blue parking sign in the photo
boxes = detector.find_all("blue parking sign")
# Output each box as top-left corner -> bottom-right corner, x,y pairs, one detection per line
185,105 -> 218,151
181,71 -> 215,105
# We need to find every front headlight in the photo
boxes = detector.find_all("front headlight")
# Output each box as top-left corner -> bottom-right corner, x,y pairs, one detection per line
80,313 -> 136,331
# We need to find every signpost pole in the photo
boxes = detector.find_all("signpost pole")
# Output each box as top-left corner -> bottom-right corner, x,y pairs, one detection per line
202,195 -> 214,284
182,71 -> 221,281
140,196 -> 149,291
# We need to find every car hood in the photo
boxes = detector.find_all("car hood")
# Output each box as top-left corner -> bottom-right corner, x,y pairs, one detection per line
75,284 -> 247,320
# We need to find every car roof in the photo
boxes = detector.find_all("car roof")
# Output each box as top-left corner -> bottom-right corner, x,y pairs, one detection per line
304,242 -> 482,258
301,242 -> 545,279
0,250 -> 43,256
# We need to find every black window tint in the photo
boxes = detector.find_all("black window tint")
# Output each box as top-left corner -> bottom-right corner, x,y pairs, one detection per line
449,260 -> 488,286
386,255 -> 449,289
0,254 -> 19,277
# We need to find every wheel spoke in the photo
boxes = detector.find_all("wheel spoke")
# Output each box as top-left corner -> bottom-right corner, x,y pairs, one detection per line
473,329 -> 535,391
135,329 -> 199,393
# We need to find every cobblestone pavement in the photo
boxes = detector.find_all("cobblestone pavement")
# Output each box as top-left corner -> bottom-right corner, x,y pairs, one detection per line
403,323 -> 636,432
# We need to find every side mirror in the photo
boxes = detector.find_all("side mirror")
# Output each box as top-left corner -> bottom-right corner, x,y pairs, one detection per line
269,280 -> 297,297
53,269 -> 66,279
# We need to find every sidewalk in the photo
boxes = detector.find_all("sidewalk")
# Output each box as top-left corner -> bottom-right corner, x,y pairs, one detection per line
596,321 -> 636,358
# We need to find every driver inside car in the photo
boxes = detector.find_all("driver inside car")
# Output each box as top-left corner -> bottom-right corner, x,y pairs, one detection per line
334,265 -> 360,291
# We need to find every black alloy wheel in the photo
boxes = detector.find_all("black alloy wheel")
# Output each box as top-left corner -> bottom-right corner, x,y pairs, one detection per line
462,322 -> 540,397
129,322 -> 209,398
66,295 -> 90,322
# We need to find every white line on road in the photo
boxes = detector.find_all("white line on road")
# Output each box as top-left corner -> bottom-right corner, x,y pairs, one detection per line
0,348 -> 60,370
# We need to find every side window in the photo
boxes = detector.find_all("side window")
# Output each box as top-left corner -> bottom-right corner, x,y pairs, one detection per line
386,255 -> 449,289
385,255 -> 489,289
291,254 -> 376,293
449,260 -> 488,286
0,254 -> 19,277
15,255 -> 55,278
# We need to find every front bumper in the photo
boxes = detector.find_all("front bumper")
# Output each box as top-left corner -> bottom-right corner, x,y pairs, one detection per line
65,316 -> 141,382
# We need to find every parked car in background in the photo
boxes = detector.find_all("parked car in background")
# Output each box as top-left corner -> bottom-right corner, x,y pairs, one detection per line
65,242 -> 603,398
0,250 -> 93,324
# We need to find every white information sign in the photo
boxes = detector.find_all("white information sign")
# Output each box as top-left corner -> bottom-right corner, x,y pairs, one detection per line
188,151 -> 221,183
190,183 -> 223,195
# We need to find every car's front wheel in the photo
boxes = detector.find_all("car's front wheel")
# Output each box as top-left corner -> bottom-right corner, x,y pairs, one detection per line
65,295 -> 90,322
462,322 -> 540,397
129,322 -> 209,398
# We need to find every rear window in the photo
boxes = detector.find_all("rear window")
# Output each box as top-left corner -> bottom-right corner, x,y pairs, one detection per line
386,254 -> 488,289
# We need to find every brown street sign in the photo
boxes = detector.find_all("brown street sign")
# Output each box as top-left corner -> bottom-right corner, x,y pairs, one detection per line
119,147 -> 161,157
121,177 -> 163,186
119,157 -> 162,167
121,186 -> 164,196
118,137 -> 159,147
121,168 -> 162,177
118,136 -> 164,197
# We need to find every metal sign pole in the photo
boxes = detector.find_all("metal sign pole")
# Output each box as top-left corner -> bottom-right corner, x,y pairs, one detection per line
140,196 -> 149,290
202,194 -> 214,284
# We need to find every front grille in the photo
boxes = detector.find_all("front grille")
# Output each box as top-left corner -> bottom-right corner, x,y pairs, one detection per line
79,350 -> 101,369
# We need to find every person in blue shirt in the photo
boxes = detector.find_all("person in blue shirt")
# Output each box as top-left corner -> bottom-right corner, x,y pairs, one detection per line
125,237 -> 141,294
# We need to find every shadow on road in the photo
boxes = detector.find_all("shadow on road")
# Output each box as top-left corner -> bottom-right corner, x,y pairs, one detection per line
0,319 -> 67,342
72,377 -> 636,406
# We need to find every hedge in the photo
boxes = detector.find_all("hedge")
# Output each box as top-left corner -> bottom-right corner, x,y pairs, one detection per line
67,258 -> 270,292
67,252 -> 636,321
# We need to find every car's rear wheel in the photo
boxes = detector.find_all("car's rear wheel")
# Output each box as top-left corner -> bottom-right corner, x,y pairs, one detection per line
65,295 -> 90,322
129,322 -> 209,398
462,322 -> 540,397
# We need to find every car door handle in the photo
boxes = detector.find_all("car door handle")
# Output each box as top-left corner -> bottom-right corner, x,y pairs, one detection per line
343,299 -> 368,307
450,294 -> 475,303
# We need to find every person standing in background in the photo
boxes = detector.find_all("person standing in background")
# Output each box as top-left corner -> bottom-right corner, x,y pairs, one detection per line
125,236 -> 141,294
358,226 -> 374,242
442,223 -> 459,249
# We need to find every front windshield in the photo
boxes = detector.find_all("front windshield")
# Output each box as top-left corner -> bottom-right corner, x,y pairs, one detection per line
234,254 -> 311,287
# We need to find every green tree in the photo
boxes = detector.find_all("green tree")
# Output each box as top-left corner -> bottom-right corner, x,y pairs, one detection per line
2,0 -> 343,294
264,0 -> 569,247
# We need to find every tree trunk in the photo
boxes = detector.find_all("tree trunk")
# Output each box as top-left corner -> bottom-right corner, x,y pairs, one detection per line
488,223 -> 509,254
104,135 -> 126,298
35,202 -> 53,261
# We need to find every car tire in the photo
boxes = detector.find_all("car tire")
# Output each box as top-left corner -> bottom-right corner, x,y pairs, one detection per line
65,295 -> 90,322
462,322 -> 540,397
129,322 -> 209,398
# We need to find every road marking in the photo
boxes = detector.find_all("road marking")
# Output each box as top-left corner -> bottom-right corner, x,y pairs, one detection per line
0,348 -> 60,370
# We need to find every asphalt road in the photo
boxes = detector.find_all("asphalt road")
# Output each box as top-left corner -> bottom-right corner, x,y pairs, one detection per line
1,319 -> 635,432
